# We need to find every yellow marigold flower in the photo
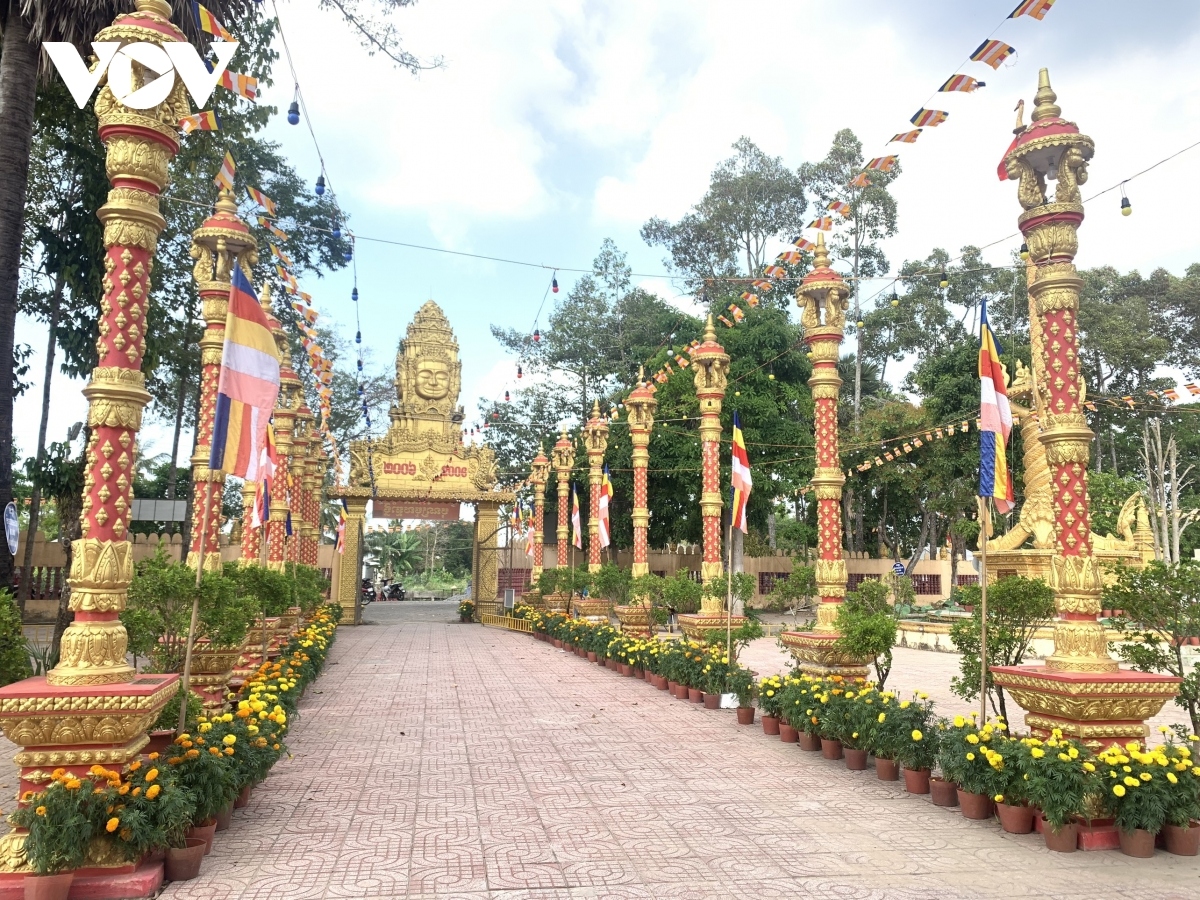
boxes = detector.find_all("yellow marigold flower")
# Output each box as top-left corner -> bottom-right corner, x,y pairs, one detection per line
35,806 -> 46,817
1123,776 -> 1139,787
1112,784 -> 1126,797
64,779 -> 81,790
1167,772 -> 1178,784
1030,748 -> 1045,759
966,752 -> 976,761
1068,747 -> 1079,759
765,690 -> 774,698
911,730 -> 923,741
1058,753 -> 1071,762
1140,772 -> 1152,782
966,734 -> 980,745
994,794 -> 1004,803
878,713 -> 886,723
144,768 -> 158,782
1083,762 -> 1095,772
954,716 -> 965,728
146,784 -> 160,800
222,735 -> 236,746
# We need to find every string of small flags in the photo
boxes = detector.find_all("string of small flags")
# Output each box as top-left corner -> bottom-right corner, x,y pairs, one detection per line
176,4 -> 260,134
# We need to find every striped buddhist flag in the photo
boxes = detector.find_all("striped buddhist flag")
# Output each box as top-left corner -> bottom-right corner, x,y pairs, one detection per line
940,74 -> 985,93
827,200 -> 851,216
213,150 -> 236,190
979,298 -> 1014,514
730,412 -> 752,533
335,499 -> 347,554
192,2 -> 234,41
718,315 -> 734,328
728,304 -> 745,323
791,237 -> 815,252
849,172 -> 872,188
764,265 -> 787,278
808,216 -> 833,231
219,70 -> 258,100
910,108 -> 949,127
598,466 -> 612,549
778,250 -> 802,265
179,111 -> 219,134
209,268 -> 280,478
247,186 -> 277,215
1009,0 -> 1056,20
866,155 -> 899,172
970,39 -> 1016,70
889,130 -> 922,144
270,244 -> 293,268
571,483 -> 583,550
752,279 -> 774,291
258,216 -> 289,241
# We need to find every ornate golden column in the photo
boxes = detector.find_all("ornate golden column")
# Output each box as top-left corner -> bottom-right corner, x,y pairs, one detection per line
626,371 -> 657,578
187,190 -> 257,570
0,1 -> 182,863
529,446 -> 550,583
337,496 -> 367,623
240,479 -> 262,563
551,429 -> 575,568
991,70 -> 1176,746
581,401 -> 609,574
780,235 -> 867,677
288,405 -> 312,565
266,307 -> 299,569
473,500 -> 500,613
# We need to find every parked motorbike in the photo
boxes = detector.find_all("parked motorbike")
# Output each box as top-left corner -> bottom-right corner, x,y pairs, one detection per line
385,583 -> 406,601
360,580 -> 376,606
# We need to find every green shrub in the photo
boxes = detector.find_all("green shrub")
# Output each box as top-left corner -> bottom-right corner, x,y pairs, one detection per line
0,590 -> 32,686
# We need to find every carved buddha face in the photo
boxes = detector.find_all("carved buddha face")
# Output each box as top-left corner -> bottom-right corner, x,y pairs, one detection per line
414,360 -> 450,400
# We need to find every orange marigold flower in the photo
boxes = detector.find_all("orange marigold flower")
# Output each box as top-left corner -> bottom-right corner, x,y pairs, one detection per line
145,785 -> 160,800
118,784 -> 130,795
223,747 -> 234,756
147,752 -> 159,760
186,749 -> 200,759
35,806 -> 46,817
64,779 -> 82,790
128,761 -> 141,772
131,787 -> 141,797
106,817 -> 119,833
144,768 -> 158,782
209,747 -> 221,756
167,757 -> 184,765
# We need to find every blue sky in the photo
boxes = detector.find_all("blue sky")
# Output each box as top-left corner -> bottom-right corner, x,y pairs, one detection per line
15,0 -> 1200,465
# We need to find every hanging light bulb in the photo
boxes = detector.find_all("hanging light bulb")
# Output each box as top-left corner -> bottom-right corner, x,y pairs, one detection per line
351,287 -> 358,302
356,359 -> 363,371
504,391 -> 510,402
287,99 -> 300,125
890,290 -> 899,308
343,247 -> 352,262
332,225 -> 341,240
533,328 -> 541,343
1121,196 -> 1132,216
1019,242 -> 1029,260
856,319 -> 864,328
355,330 -> 361,344
492,411 -> 499,420
939,270 -> 949,289
551,274 -> 559,293
516,365 -> 523,379
315,174 -> 326,196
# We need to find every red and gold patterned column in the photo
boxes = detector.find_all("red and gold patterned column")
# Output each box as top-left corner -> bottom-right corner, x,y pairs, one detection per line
188,189 -> 258,570
266,298 -> 298,571
780,235 -> 866,677
551,429 -> 575,568
240,479 -> 262,564
990,70 -> 1176,746
529,446 -> 550,582
581,401 -> 609,573
626,371 -> 657,577
289,408 -> 311,565
0,3 -> 182,870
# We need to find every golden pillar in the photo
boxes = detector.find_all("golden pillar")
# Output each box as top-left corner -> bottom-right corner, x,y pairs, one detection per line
991,70 -> 1177,745
581,401 -> 609,573
240,479 -> 262,564
288,405 -> 312,565
626,371 -> 657,578
337,496 -> 367,623
265,298 -> 299,571
473,500 -> 500,609
0,1 -> 182,858
529,446 -> 551,581
781,235 -> 867,677
187,190 -> 257,570
551,429 -> 575,567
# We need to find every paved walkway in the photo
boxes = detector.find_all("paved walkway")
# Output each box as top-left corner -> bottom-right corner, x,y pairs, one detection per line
159,602 -> 1198,900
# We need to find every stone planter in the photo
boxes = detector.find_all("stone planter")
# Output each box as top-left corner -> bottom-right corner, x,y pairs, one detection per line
614,603 -> 652,633
189,638 -> 247,711
572,597 -> 610,619
544,592 -> 570,613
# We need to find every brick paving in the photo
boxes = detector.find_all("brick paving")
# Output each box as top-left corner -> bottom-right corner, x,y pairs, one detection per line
149,601 -> 1199,899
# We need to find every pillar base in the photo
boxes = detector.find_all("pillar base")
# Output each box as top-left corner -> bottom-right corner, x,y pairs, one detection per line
614,604 -> 652,634
990,664 -> 1179,750
0,857 -> 164,897
779,631 -> 869,679
677,614 -> 747,642
571,598 -> 611,619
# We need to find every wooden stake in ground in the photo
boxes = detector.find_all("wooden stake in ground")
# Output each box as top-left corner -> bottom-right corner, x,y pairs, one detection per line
977,495 -> 991,725
179,479 -> 213,733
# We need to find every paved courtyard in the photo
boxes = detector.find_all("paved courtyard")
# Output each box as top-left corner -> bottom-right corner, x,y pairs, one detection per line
156,601 -> 1198,900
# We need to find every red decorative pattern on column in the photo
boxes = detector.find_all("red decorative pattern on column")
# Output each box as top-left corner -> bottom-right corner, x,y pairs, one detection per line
529,447 -> 550,580
551,429 -> 575,569
690,316 -> 729,587
581,404 -> 609,573
627,374 -> 656,577
241,481 -> 261,563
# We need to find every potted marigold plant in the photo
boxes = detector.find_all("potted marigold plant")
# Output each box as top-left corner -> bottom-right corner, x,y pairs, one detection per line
810,678 -> 853,760
700,648 -> 731,709
10,772 -> 108,900
780,677 -> 817,747
937,716 -> 1005,818
989,734 -> 1036,833
843,685 -> 881,771
1096,738 -> 1195,857
1018,730 -> 1097,853
865,693 -> 900,780
757,675 -> 785,735
887,693 -> 939,794
728,666 -> 756,725
1157,734 -> 1200,856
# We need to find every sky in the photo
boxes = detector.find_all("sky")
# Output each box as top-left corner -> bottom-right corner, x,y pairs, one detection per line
13,0 -> 1200,473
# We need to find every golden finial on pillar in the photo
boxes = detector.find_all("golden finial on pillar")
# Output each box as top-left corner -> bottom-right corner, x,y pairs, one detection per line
812,232 -> 832,269
1031,67 -> 1061,122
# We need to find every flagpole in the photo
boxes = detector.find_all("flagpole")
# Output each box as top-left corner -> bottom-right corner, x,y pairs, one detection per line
977,495 -> 990,725
725,516 -> 733,662
179,478 -> 213,733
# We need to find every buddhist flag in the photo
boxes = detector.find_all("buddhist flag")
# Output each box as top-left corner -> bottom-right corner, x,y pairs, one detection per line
740,292 -> 759,307
179,111 -> 219,134
792,237 -> 815,252
730,412 -> 752,533
192,2 -> 234,41
598,466 -> 612,549
1187,383 -> 1200,396
764,265 -> 787,279
213,151 -> 236,190
889,130 -> 922,144
970,39 -> 1016,70
778,250 -> 802,265
939,74 -> 985,93
219,70 -> 259,101
910,108 -> 949,127
571,483 -> 583,550
808,216 -> 833,231
718,315 -> 734,328
978,298 -> 1014,514
247,186 -> 277,215
209,268 -> 280,479
258,216 -> 288,241
850,172 -> 872,188
866,155 -> 899,172
1009,0 -> 1056,20
827,200 -> 851,216
335,499 -> 347,554
270,244 -> 293,268
752,279 -> 774,292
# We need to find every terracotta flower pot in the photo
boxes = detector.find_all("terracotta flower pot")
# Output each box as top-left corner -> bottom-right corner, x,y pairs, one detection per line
762,715 -> 780,735
845,747 -> 868,771
688,687 -> 703,703
996,801 -> 1034,834
620,663 -> 633,677
1118,828 -> 1156,858
957,790 -> 993,820
186,820 -> 217,855
596,656 -> 606,667
215,803 -> 233,832
797,731 -> 820,752
165,838 -> 207,881
779,723 -> 799,743
145,729 -> 177,756
587,651 -> 598,662
656,675 -> 669,690
736,707 -> 755,725
875,757 -> 899,781
675,684 -> 689,700
23,872 -> 73,900
1164,822 -> 1200,856
633,668 -> 644,679
667,680 -> 679,693
903,767 -> 931,795
1043,821 -> 1078,853
703,692 -> 720,709
930,777 -> 958,807
821,738 -> 843,760
553,639 -> 562,649
234,785 -> 252,809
